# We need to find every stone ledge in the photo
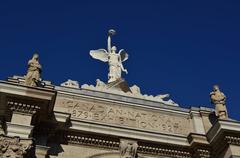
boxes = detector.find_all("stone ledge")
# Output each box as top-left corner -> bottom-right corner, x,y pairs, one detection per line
70,119 -> 189,146
6,122 -> 33,138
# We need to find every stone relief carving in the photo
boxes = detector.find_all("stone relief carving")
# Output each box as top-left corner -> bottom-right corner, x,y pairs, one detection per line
56,98 -> 190,135
25,53 -> 42,87
120,140 -> 138,158
61,79 -> 80,88
0,135 -> 33,158
90,29 -> 128,83
210,85 -> 228,119
81,79 -> 178,106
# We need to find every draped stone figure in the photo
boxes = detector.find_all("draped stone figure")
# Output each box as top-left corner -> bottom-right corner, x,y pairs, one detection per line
25,53 -> 42,87
90,29 -> 128,83
210,85 -> 228,119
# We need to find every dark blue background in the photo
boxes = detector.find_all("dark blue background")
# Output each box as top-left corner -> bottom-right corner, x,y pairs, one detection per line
0,1 -> 239,120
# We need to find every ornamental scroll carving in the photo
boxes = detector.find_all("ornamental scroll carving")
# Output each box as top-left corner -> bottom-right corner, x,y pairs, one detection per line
0,135 -> 33,158
55,98 -> 192,135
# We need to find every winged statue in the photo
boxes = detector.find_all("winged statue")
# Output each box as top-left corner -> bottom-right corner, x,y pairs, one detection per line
90,29 -> 129,83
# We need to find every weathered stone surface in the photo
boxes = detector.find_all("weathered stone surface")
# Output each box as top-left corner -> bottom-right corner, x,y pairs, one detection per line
25,53 -> 42,87
119,139 -> 138,158
210,85 -> 228,119
49,144 -> 119,158
0,135 -> 33,158
81,80 -> 178,106
55,96 -> 192,135
60,79 -> 79,89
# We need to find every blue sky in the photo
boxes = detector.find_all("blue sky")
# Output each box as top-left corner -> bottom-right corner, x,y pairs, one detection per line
0,1 -> 239,120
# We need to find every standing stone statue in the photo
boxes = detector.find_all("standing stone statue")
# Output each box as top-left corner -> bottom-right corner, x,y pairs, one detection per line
90,29 -> 129,83
119,140 -> 138,158
210,85 -> 228,119
25,53 -> 42,87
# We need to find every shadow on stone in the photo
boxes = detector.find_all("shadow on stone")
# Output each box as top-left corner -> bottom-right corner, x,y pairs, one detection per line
209,111 -> 218,125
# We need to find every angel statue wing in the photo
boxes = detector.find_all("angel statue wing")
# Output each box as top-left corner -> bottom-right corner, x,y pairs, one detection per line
118,49 -> 129,62
89,49 -> 109,62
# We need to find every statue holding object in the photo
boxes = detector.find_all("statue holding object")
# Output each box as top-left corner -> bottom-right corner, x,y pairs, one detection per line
90,29 -> 129,83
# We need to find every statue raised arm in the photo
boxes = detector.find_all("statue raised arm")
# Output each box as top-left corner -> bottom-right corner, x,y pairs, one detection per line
108,29 -> 116,53
89,29 -> 129,83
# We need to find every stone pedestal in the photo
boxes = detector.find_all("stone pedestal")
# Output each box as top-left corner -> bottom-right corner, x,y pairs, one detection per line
107,78 -> 131,93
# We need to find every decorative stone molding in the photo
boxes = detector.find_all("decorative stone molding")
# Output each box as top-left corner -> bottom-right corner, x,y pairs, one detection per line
225,136 -> 240,146
66,134 -> 119,149
66,133 -> 191,158
138,144 -> 191,158
6,123 -> 33,138
8,100 -> 40,114
54,112 -> 71,124
0,135 -> 33,158
192,148 -> 211,158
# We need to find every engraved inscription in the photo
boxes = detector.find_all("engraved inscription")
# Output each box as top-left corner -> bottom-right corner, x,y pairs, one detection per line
56,98 -> 191,135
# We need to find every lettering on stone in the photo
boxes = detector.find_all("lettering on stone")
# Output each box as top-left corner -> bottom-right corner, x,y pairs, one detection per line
56,98 -> 191,135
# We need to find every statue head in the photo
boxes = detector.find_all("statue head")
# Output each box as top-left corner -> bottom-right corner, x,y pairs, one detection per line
33,53 -> 39,60
213,85 -> 220,91
111,46 -> 117,53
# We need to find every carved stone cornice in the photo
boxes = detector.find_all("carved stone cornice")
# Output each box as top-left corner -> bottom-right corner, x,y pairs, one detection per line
207,119 -> 240,157
187,133 -> 211,158
8,100 -> 40,114
65,132 -> 191,158
0,134 -> 34,158
138,144 -> 191,158
192,148 -> 211,158
66,134 -> 119,149
225,135 -> 240,146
